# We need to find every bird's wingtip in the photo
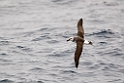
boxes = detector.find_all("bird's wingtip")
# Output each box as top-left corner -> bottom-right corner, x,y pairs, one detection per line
75,62 -> 79,68
80,18 -> 83,23
75,66 -> 78,68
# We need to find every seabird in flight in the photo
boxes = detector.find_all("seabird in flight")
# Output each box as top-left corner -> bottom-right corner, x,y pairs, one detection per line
67,18 -> 93,68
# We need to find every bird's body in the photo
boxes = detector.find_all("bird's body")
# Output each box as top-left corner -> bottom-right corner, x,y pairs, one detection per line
67,18 -> 92,68
67,36 -> 84,42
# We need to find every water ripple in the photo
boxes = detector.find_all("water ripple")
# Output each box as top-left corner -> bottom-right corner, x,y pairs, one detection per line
0,79 -> 13,83
61,70 -> 77,74
16,46 -> 32,51
0,0 -> 123,83
88,29 -> 114,36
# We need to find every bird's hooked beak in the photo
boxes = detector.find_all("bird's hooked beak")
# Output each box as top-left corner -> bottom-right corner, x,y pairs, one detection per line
67,37 -> 73,42
67,39 -> 70,42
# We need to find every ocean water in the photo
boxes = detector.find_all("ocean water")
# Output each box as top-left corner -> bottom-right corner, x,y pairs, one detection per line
0,0 -> 124,83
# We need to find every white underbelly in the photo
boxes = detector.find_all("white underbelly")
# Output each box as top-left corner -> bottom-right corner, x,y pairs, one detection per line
84,40 -> 89,45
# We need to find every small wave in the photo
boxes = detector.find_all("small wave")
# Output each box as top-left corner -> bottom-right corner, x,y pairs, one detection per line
16,46 -> 32,51
61,70 -> 77,74
32,37 -> 43,41
0,58 -> 11,62
0,53 -> 7,56
62,35 -> 69,38
37,81 -> 44,83
38,28 -> 48,31
32,35 -> 51,41
104,49 -> 123,57
17,80 -> 44,83
99,62 -> 119,71
118,69 -> 124,73
103,1 -> 119,6
46,40 -> 59,44
0,41 -> 10,45
91,29 -> 114,35
82,61 -> 93,66
82,72 -> 96,77
48,52 -> 62,57
30,67 -> 44,72
87,29 -> 118,38
99,41 -> 108,45
0,79 -> 13,83
48,49 -> 74,57
52,0 -> 75,5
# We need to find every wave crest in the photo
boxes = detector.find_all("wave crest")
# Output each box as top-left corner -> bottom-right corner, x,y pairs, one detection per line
87,29 -> 117,38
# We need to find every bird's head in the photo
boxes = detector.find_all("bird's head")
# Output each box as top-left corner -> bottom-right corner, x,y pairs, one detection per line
88,41 -> 93,45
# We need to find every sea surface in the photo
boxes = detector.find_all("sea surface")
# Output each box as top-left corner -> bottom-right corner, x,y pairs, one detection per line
0,0 -> 124,83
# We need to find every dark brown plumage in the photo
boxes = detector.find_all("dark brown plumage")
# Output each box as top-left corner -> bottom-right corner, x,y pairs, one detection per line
67,18 -> 93,68
74,18 -> 84,68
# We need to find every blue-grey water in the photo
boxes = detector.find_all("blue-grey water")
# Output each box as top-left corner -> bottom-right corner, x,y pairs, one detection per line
0,0 -> 124,83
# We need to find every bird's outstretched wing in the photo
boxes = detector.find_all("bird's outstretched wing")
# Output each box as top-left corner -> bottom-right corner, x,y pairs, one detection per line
74,18 -> 84,68
77,18 -> 84,38
74,41 -> 83,68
